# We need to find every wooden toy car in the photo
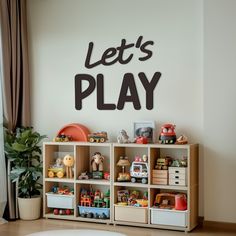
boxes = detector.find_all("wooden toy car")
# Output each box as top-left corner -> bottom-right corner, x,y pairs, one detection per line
48,167 -> 64,178
88,132 -> 108,143
53,133 -> 72,142
159,124 -> 176,144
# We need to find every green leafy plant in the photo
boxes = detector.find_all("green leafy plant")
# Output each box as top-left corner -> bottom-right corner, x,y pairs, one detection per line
4,127 -> 47,198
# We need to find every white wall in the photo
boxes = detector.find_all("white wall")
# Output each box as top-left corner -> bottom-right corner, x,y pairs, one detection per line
27,0 -> 204,215
204,0 -> 236,223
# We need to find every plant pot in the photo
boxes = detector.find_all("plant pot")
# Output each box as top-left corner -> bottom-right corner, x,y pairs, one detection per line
18,196 -> 41,220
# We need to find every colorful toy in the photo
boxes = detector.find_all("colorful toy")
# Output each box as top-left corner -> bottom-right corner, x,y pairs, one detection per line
48,157 -> 65,178
135,136 -> 148,144
117,190 -> 129,205
130,155 -> 148,184
88,132 -> 108,143
175,194 -> 187,210
78,172 -> 90,180
79,188 -> 110,219
117,129 -> 131,143
53,208 -> 73,215
155,156 -> 172,170
171,157 -> 187,167
153,192 -> 187,210
104,172 -> 110,180
176,135 -> 188,144
91,152 -> 104,179
53,133 -> 72,142
63,154 -> 74,178
159,123 -> 176,144
135,127 -> 153,143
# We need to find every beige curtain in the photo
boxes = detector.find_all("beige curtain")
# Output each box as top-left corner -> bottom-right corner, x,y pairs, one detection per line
0,0 -> 30,131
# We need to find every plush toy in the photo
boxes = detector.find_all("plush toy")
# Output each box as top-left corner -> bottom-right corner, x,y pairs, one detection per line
63,154 -> 74,178
117,130 -> 131,143
91,152 -> 104,171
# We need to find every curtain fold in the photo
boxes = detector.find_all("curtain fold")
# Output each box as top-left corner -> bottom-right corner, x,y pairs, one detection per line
0,0 -> 31,222
0,27 -> 7,224
0,0 -> 31,131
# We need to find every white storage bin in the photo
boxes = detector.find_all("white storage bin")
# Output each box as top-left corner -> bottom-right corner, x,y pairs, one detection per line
150,208 -> 188,227
46,193 -> 74,209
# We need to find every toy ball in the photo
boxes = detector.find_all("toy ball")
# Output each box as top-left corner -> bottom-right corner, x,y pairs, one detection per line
65,209 -> 71,215
59,209 -> 66,215
53,209 -> 59,215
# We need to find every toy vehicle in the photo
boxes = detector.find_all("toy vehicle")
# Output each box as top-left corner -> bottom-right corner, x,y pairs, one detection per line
88,132 -> 108,143
48,167 -> 65,178
78,172 -> 90,180
130,161 -> 148,184
135,136 -> 148,144
53,133 -> 72,142
159,124 -> 176,144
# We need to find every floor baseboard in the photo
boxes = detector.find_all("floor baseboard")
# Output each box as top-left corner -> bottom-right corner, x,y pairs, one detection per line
203,220 -> 236,230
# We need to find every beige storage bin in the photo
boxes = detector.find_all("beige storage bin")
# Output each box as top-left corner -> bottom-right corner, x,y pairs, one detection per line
114,205 -> 148,223
150,208 -> 188,227
152,178 -> 168,185
169,179 -> 186,186
152,170 -> 168,178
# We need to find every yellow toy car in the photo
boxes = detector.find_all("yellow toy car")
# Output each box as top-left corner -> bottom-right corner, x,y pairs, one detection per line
48,167 -> 65,178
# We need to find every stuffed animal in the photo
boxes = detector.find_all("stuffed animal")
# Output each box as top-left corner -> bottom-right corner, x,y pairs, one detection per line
91,152 -> 104,171
63,154 -> 74,178
117,130 -> 131,143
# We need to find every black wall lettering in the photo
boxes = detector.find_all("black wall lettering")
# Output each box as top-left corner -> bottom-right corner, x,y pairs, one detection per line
139,72 -> 161,109
116,39 -> 134,65
101,48 -> 118,66
85,42 -> 101,69
97,74 -> 116,110
139,40 -> 154,61
75,74 -> 96,110
117,73 -> 141,110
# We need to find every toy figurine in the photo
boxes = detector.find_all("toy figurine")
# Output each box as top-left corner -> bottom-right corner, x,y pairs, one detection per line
176,135 -> 188,144
91,152 -> 104,179
63,154 -> 74,178
117,130 -> 131,143
155,156 -> 172,170
159,123 -> 176,144
91,152 -> 104,171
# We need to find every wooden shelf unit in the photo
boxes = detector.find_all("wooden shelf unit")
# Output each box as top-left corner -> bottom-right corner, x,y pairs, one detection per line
43,142 -> 199,232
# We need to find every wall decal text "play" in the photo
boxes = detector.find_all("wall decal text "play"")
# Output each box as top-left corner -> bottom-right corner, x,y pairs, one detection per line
75,36 -> 161,110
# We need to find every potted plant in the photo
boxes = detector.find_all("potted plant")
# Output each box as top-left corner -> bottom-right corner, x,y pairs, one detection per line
4,127 -> 46,220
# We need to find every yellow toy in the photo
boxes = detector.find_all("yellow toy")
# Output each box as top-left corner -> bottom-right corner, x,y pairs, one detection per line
63,154 -> 74,178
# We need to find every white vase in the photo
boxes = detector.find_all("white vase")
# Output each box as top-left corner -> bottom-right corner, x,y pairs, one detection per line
18,196 -> 41,220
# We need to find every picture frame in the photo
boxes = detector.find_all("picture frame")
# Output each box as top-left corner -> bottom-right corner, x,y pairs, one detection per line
133,121 -> 155,143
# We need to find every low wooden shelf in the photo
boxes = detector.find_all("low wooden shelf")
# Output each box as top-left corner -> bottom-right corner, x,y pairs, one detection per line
43,142 -> 199,232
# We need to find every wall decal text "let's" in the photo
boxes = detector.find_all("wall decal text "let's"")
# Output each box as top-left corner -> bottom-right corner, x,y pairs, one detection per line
75,36 -> 161,110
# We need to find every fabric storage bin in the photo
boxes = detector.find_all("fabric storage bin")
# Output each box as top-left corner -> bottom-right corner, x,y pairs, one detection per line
150,208 -> 188,227
46,193 -> 74,209
114,205 -> 148,223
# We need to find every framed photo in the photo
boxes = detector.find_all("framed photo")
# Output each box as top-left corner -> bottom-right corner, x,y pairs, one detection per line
133,121 -> 155,143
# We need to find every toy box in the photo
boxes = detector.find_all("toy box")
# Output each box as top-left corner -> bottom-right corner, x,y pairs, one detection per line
78,206 -> 110,219
46,193 -> 74,209
150,208 -> 188,227
114,205 -> 148,223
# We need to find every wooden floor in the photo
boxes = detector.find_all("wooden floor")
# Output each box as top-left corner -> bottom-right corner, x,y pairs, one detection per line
0,219 -> 236,236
